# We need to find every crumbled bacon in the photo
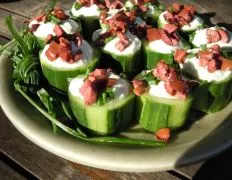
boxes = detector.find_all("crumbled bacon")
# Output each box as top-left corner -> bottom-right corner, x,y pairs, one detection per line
54,25 -> 64,37
132,80 -> 148,96
164,3 -> 196,27
59,37 -> 71,49
218,29 -> 229,43
53,9 -> 69,20
29,24 -> 40,32
206,29 -> 220,43
207,59 -> 221,73
115,36 -> 130,52
209,44 -> 221,53
159,29 -> 179,46
147,28 -> 161,42
164,80 -> 186,99
163,24 -> 178,34
45,41 -> 60,61
35,13 -> 45,22
155,128 -> 171,141
220,57 -> 232,71
153,60 -> 177,81
59,46 -> 72,61
80,80 -> 98,105
174,49 -> 188,63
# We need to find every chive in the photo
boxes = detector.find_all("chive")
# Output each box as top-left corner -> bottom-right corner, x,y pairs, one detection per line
74,2 -> 82,10
5,16 -> 29,55
200,44 -> 207,51
187,53 -> 196,59
48,15 -> 61,24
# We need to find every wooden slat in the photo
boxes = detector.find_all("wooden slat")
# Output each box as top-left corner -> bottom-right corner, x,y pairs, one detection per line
0,160 -> 26,180
0,9 -> 27,39
0,108 -> 179,180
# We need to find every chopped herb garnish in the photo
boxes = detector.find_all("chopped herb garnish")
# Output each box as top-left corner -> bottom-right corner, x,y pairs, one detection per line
97,88 -> 115,105
48,15 -> 61,24
74,2 -> 82,10
187,53 -> 196,59
141,71 -> 160,85
200,44 -> 207,51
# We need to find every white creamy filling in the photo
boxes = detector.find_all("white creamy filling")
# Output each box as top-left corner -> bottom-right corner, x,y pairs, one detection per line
103,31 -> 141,55
148,81 -> 179,99
159,11 -> 203,31
148,39 -> 185,54
69,72 -> 130,102
180,56 -> 232,82
71,4 -> 100,17
192,27 -> 232,48
40,40 -> 93,69
29,19 -> 80,39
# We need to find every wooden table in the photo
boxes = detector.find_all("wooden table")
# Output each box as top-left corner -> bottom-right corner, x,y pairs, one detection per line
0,0 -> 232,179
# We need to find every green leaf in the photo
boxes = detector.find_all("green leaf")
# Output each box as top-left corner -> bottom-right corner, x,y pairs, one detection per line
37,88 -> 58,133
5,16 -> 29,55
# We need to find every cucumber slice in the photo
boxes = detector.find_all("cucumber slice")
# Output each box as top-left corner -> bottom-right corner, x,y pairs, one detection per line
143,39 -> 190,69
158,11 -> 204,33
68,78 -> 135,135
136,93 -> 193,132
40,49 -> 100,92
192,76 -> 232,113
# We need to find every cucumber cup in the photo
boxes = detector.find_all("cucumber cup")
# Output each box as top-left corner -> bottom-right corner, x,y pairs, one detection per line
71,2 -> 101,40
40,40 -> 100,92
68,71 -> 135,135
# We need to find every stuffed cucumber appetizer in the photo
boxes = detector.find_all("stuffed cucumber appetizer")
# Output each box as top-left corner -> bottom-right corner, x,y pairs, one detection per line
40,32 -> 100,92
68,69 -> 135,134
144,26 -> 190,69
133,60 -> 194,132
158,3 -> 204,33
174,45 -> 232,112
28,7 -> 81,46
71,0 -> 106,40
93,11 -> 143,77
190,27 -> 232,52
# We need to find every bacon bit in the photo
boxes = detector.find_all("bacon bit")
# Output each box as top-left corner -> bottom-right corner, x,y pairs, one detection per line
73,50 -> 83,61
59,37 -> 71,49
174,49 -> 188,63
115,37 -> 130,52
30,24 -> 40,32
199,57 -> 209,66
109,0 -> 124,9
220,57 -> 232,71
35,14 -> 45,22
184,5 -> 196,16
178,8 -> 192,23
163,24 -> 178,34
206,29 -> 220,43
79,80 -> 98,105
45,41 -> 60,61
171,3 -> 182,13
155,128 -> 171,141
164,80 -> 186,98
42,16 -> 47,22
54,9 -> 69,20
153,60 -> 178,81
59,46 -> 72,61
218,29 -> 229,43
159,29 -> 173,46
46,34 -> 54,44
198,51 -> 214,59
164,12 -> 175,24
209,44 -> 221,53
89,69 -> 108,81
54,25 -> 64,37
107,78 -> 117,87
132,80 -> 147,96
207,59 -> 220,73
147,28 -> 161,42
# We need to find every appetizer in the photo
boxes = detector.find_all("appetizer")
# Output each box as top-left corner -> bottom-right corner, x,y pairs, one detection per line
144,25 -> 190,69
68,69 -> 135,134
190,27 -> 232,52
71,0 -> 105,40
133,60 -> 194,132
158,3 -> 204,33
40,32 -> 100,91
28,7 -> 81,46
175,45 -> 232,112
93,10 -> 142,77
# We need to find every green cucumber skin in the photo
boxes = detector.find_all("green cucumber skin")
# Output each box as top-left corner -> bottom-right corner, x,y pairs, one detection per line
143,39 -> 190,69
136,93 -> 193,132
143,40 -> 173,69
40,50 -> 100,92
192,76 -> 232,113
102,49 -> 142,79
68,92 -> 136,135
80,18 -> 100,41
